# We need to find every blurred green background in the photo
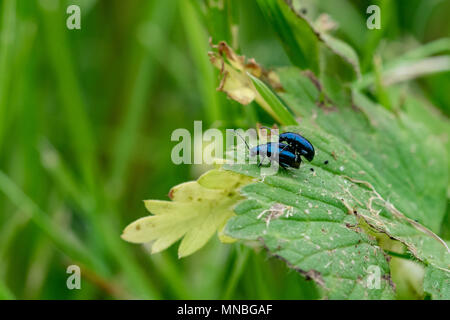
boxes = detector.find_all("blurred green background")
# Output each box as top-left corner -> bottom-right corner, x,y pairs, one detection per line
0,0 -> 448,299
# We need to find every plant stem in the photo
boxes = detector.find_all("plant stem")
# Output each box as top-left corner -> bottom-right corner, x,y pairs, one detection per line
222,246 -> 250,299
385,250 -> 416,261
180,0 -> 223,127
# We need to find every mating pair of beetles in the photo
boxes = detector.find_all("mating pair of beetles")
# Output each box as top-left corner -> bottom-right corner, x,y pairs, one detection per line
237,129 -> 315,169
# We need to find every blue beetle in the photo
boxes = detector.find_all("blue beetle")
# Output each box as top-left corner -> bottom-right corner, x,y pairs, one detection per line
279,132 -> 315,162
235,131 -> 301,169
259,127 -> 315,163
250,142 -> 301,169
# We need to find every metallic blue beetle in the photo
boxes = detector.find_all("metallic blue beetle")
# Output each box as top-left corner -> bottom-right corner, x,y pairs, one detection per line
235,130 -> 314,170
278,132 -> 315,162
250,142 -> 300,169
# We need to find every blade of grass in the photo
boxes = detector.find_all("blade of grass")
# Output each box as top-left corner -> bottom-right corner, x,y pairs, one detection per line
0,280 -> 14,300
249,73 -> 298,125
222,245 -> 250,299
361,0 -> 397,71
138,24 -> 193,96
150,252 -> 193,299
355,55 -> 450,90
382,56 -> 450,85
203,0 -> 235,45
180,0 -> 223,126
23,236 -> 54,299
16,24 -> 40,199
40,142 -> 161,299
257,0 -> 320,74
373,55 -> 392,110
109,0 -> 177,196
0,0 -> 16,150
39,140 -> 91,212
249,253 -> 273,299
39,138 -> 109,265
402,38 -> 450,60
0,171 -> 108,275
0,212 -> 30,278
62,256 -> 131,299
96,208 -> 162,299
355,38 -> 450,90
38,1 -> 161,297
23,196 -> 68,299
38,1 -> 97,193
0,174 -> 149,299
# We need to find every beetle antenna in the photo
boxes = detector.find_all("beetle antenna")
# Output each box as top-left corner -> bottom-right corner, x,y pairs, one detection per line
280,144 -> 289,152
234,131 -> 251,151
260,126 -> 279,137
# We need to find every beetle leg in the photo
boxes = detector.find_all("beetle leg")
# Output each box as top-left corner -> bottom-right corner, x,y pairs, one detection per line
279,162 -> 288,170
257,154 -> 267,167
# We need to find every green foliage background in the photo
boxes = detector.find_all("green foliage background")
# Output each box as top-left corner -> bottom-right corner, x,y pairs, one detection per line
0,0 -> 448,299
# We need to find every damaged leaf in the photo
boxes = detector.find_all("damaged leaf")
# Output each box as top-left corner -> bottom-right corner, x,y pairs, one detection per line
257,0 -> 360,78
209,40 -> 297,125
208,40 -> 261,106
223,67 -> 449,299
424,265 -> 450,300
224,164 -> 396,299
122,169 -> 252,257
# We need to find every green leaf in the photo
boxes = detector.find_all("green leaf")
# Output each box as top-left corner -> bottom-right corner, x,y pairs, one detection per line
223,66 -> 449,299
320,33 -> 361,78
256,0 -> 361,111
122,169 -> 252,258
424,265 -> 450,300
256,0 -> 360,79
256,0 -> 320,74
225,178 -> 395,299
